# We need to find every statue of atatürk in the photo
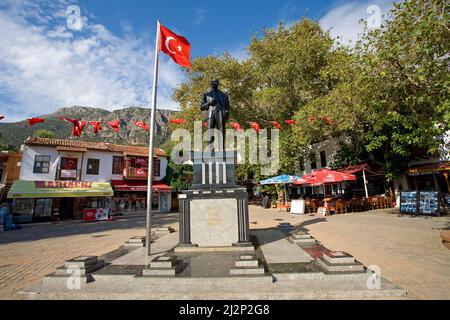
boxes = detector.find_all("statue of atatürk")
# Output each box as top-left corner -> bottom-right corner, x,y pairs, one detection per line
201,79 -> 230,149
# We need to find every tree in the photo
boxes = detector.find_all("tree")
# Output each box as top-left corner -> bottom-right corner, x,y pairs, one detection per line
35,129 -> 55,138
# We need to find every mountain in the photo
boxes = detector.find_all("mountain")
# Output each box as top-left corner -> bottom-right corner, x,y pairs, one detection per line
0,106 -> 178,149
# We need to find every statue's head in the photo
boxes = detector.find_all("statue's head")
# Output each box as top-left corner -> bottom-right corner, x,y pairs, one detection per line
211,79 -> 219,90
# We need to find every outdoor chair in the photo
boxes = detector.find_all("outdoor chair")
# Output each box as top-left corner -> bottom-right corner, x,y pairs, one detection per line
350,198 -> 362,212
377,197 -> 387,209
335,199 -> 348,214
306,200 -> 318,214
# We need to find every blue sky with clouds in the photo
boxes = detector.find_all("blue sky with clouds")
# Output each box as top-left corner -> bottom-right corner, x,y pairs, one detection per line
0,0 -> 394,122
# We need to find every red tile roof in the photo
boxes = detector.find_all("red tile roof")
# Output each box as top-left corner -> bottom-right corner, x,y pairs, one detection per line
25,137 -> 166,157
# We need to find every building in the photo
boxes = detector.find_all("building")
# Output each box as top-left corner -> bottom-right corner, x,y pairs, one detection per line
8,138 -> 170,223
0,151 -> 22,203
302,136 -> 349,173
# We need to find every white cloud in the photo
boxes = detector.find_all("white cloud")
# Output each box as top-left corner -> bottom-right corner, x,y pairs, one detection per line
319,0 -> 394,46
0,0 -> 185,122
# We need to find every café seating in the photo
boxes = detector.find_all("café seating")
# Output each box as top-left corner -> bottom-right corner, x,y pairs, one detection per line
335,199 -> 348,214
350,197 -> 363,212
306,200 -> 319,213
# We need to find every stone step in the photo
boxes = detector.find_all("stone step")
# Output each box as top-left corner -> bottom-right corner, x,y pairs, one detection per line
230,267 -> 265,275
64,256 -> 98,269
142,268 -> 176,276
150,256 -> 176,269
127,236 -> 146,243
322,251 -> 355,265
291,238 -> 316,246
55,260 -> 105,276
42,273 -> 94,287
316,257 -> 365,273
290,232 -> 312,240
236,259 -> 259,268
240,255 -> 255,260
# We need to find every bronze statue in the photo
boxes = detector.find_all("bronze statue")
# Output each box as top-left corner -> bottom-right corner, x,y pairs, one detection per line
201,79 -> 230,149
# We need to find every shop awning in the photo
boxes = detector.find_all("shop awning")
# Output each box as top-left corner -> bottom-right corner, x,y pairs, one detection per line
408,161 -> 450,176
260,175 -> 300,185
111,180 -> 171,192
8,181 -> 114,199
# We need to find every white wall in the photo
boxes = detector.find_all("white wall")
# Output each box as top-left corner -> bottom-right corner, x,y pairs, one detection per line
19,145 -> 167,182
303,136 -> 350,173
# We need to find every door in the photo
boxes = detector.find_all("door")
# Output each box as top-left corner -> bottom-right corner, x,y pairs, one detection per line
59,198 -> 74,219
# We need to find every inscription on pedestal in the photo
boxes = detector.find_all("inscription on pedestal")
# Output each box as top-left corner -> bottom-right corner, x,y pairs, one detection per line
190,199 -> 239,246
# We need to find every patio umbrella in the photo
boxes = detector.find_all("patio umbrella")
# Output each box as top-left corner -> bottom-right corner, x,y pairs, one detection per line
260,175 -> 300,185
294,169 -> 356,195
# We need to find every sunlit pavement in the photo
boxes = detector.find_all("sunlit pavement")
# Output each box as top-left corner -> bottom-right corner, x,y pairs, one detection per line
1,207 -> 449,299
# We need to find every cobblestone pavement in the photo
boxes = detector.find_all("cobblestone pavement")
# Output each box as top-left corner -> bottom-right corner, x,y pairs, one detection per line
0,213 -> 178,299
249,206 -> 450,300
0,207 -> 449,299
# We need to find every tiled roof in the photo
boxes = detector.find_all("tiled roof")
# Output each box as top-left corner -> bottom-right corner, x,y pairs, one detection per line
25,137 -> 167,157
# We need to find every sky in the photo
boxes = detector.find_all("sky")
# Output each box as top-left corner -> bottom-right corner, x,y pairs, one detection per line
0,0 -> 394,122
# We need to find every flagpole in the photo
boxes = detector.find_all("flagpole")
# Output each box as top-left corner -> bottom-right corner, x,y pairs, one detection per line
145,19 -> 161,268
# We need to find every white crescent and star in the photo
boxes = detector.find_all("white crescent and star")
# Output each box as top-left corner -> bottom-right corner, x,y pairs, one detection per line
165,36 -> 183,54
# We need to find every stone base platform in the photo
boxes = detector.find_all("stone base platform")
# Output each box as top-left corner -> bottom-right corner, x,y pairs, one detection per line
18,229 -> 407,300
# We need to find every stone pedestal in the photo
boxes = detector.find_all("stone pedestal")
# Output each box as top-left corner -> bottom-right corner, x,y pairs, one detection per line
175,150 -> 253,253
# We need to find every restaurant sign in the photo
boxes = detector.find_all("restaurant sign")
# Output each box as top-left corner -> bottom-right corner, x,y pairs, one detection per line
35,181 -> 93,189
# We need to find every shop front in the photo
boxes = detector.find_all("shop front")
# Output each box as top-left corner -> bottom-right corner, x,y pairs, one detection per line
110,180 -> 171,215
7,180 -> 114,223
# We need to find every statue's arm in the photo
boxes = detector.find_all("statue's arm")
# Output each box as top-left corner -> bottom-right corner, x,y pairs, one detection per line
200,94 -> 209,111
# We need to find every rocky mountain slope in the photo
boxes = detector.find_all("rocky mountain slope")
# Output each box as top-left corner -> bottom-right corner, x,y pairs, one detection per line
0,106 -> 177,149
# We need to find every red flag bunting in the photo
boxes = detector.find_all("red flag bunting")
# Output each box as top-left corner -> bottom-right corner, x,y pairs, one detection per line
270,121 -> 282,130
0,115 -> 5,121
133,121 -> 149,131
285,119 -> 296,125
169,118 -> 185,124
60,117 -> 86,137
108,120 -> 120,132
27,117 -> 45,127
230,122 -> 243,131
202,121 -> 207,128
89,121 -> 102,134
159,23 -> 191,68
249,122 -> 261,133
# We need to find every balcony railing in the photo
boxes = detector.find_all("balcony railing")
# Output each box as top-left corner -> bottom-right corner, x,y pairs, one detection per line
56,167 -> 81,180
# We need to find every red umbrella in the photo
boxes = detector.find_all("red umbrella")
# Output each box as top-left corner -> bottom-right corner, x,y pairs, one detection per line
270,121 -> 282,130
133,121 -> 149,131
26,117 -> 45,127
60,117 -> 86,137
285,119 -> 296,125
89,121 -> 102,134
170,118 -> 185,124
108,120 -> 120,132
230,122 -> 243,131
249,122 -> 261,133
294,169 -> 356,186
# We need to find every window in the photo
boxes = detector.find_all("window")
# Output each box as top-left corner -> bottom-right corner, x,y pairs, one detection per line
309,153 -> 317,170
112,156 -> 123,175
33,155 -> 51,173
320,151 -> 327,168
153,158 -> 161,177
87,159 -> 100,175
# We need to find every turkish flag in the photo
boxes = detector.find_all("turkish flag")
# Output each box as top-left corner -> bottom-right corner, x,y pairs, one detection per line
108,120 -> 120,132
60,117 -> 86,136
169,118 -> 185,124
230,122 -> 243,131
270,121 -> 282,130
27,117 -> 45,127
159,23 -> 191,68
249,122 -> 261,133
90,121 -> 102,134
285,119 -> 296,125
134,121 -> 149,131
